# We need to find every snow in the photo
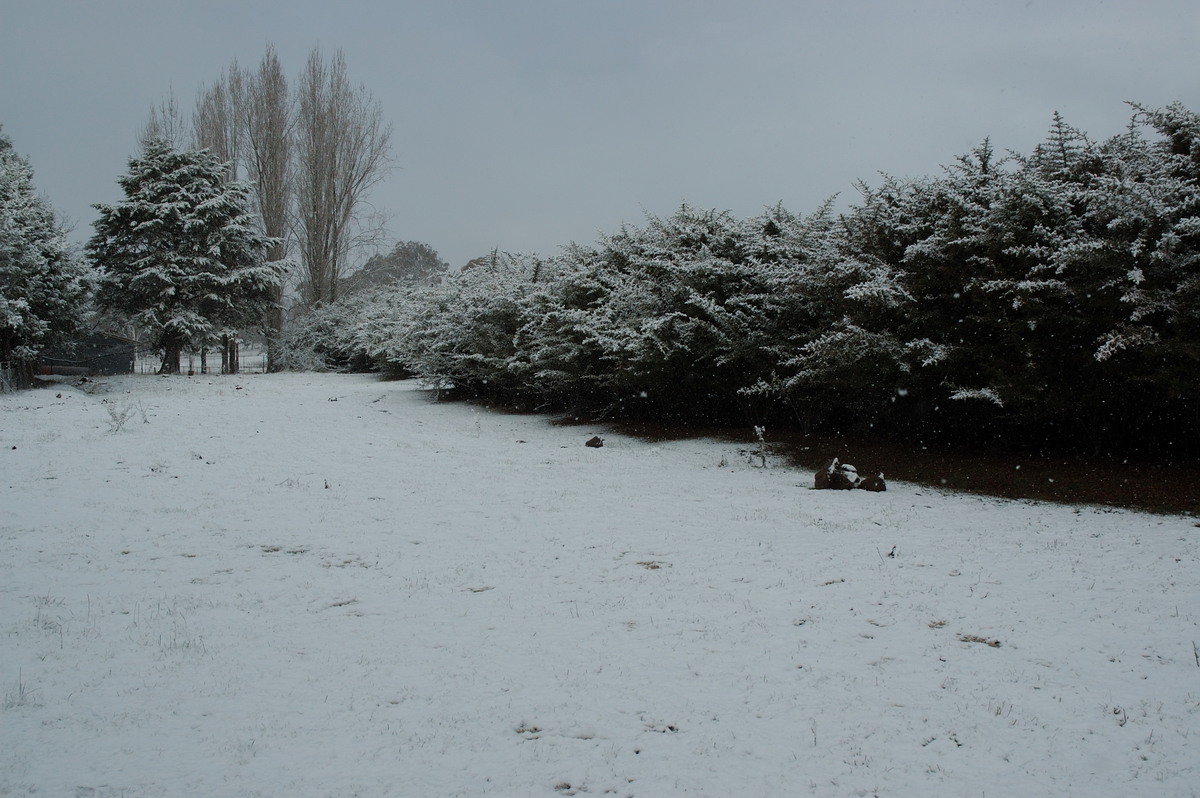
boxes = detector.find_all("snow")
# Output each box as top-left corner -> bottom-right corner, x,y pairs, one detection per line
2,373 -> 1197,797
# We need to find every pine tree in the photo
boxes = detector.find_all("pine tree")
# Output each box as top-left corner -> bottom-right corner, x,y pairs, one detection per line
88,140 -> 282,374
0,129 -> 91,387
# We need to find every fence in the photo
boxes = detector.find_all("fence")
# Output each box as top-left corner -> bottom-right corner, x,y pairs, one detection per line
136,350 -> 268,375
40,333 -> 137,377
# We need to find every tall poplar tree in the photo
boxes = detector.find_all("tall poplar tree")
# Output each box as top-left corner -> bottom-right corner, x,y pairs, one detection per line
293,48 -> 392,307
242,46 -> 292,368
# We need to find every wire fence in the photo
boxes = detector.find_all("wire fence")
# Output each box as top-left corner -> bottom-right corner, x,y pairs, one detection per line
135,350 -> 268,375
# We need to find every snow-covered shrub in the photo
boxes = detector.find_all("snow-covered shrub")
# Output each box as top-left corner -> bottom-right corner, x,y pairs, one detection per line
349,104 -> 1200,456
533,203 -> 833,420
806,107 -> 1200,453
380,206 -> 839,420
380,251 -> 546,396
278,287 -> 399,372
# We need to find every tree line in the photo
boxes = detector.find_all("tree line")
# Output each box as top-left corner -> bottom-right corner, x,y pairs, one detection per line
135,45 -> 392,370
0,46 -> 393,378
4,85 -> 1197,459
288,103 -> 1200,459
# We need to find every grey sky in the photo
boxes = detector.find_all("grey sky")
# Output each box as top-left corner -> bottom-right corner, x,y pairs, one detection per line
2,0 -> 1197,270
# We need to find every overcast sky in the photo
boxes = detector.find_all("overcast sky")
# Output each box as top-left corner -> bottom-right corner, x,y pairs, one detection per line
3,0 -> 1198,270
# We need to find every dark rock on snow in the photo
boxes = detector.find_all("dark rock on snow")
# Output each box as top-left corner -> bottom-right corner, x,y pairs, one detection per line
585,436 -> 604,448
829,462 -> 860,490
814,457 -> 886,492
814,457 -> 838,490
858,473 -> 887,492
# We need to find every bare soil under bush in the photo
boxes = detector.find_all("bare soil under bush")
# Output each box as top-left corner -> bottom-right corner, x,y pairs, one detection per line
605,419 -> 1200,516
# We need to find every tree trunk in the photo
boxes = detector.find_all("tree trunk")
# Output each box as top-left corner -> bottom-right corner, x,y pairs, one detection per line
244,48 -> 290,364
265,282 -> 285,371
6,359 -> 38,389
160,342 -> 182,374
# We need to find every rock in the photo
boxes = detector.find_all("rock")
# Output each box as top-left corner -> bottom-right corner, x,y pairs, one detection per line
814,457 -> 839,490
585,436 -> 604,448
829,462 -> 860,490
815,458 -> 879,490
858,473 -> 887,492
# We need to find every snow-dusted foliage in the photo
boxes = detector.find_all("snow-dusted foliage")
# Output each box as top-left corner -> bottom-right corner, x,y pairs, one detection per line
276,284 -> 411,374
386,250 -> 550,397
371,205 -> 842,419
299,104 -> 1199,455
88,140 -> 283,374
537,205 -> 784,417
0,129 -> 91,385
825,106 -> 1200,452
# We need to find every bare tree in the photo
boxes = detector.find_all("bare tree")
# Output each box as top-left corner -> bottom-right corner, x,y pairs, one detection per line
241,46 -> 292,369
192,61 -> 245,182
132,46 -> 391,362
293,48 -> 392,307
192,64 -> 250,373
189,50 -> 296,371
139,90 -> 187,150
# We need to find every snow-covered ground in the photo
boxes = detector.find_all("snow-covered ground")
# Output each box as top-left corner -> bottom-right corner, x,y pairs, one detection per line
2,373 -> 1197,797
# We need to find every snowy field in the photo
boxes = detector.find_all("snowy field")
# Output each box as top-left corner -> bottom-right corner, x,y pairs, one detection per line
2,373 -> 1197,797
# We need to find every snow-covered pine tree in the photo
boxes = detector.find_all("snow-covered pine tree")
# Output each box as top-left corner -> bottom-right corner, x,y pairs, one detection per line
0,129 -> 92,387
88,140 -> 282,374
